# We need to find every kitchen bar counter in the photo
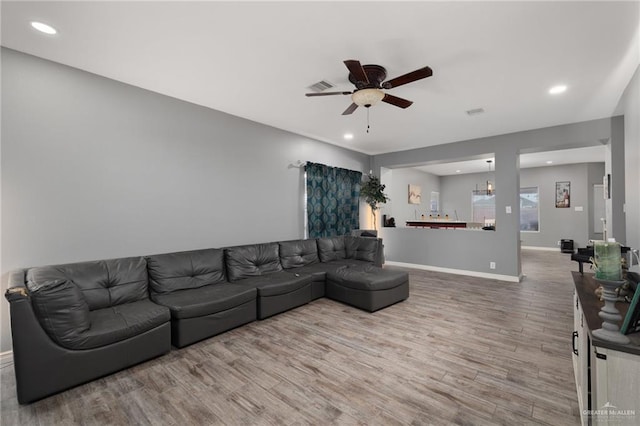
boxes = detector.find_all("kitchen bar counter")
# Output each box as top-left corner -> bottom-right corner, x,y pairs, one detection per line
404,220 -> 484,229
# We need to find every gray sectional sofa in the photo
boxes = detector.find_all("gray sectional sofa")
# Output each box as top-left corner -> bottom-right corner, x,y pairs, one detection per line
5,235 -> 409,404
5,258 -> 172,405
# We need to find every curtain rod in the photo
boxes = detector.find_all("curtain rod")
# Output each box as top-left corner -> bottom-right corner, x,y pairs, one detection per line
289,160 -> 306,170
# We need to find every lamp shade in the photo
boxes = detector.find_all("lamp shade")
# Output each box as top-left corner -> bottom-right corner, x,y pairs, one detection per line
352,88 -> 385,107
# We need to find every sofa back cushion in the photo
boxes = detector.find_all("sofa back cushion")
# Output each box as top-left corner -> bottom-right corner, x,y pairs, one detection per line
225,243 -> 282,281
317,236 -> 347,262
28,279 -> 91,348
279,239 -> 319,269
146,248 -> 226,294
26,257 -> 148,310
346,236 -> 379,263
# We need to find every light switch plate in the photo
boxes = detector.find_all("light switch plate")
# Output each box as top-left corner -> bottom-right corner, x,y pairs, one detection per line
575,206 -> 583,212
505,206 -> 512,214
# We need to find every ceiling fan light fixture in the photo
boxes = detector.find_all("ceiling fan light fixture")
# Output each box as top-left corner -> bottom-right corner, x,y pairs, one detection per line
352,88 -> 385,107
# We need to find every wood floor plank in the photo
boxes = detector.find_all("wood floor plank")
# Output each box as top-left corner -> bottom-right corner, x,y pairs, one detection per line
1,249 -> 581,425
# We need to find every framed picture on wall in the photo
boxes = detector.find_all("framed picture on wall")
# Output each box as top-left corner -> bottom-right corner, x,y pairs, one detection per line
555,181 -> 570,208
408,184 -> 422,204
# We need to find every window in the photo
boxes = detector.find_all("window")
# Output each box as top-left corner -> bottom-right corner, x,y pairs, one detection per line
430,191 -> 439,213
471,187 -> 539,231
472,191 -> 495,224
520,186 -> 539,231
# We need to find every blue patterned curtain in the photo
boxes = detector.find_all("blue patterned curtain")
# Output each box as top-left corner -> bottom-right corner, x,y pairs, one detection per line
306,162 -> 362,238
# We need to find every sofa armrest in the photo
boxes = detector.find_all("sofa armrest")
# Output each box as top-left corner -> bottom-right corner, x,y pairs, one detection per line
4,271 -> 63,403
5,269 -> 172,404
8,268 -> 26,286
5,269 -> 28,302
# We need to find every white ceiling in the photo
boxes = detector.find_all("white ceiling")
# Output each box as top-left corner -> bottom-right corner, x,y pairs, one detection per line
2,1 -> 639,157
414,145 -> 607,176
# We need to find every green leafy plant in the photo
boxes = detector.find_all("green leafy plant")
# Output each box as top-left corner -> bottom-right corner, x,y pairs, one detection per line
360,173 -> 390,229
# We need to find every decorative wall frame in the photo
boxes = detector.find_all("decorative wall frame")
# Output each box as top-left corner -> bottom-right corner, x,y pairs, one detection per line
408,184 -> 421,204
555,181 -> 570,208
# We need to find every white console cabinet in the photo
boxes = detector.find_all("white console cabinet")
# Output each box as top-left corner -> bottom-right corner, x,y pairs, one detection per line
572,272 -> 640,425
572,291 -> 590,420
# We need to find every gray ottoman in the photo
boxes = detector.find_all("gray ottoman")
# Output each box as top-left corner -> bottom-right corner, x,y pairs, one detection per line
326,265 -> 409,312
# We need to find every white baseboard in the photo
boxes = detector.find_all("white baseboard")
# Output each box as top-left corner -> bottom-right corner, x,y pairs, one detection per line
0,350 -> 13,367
521,246 -> 561,252
384,261 -> 521,282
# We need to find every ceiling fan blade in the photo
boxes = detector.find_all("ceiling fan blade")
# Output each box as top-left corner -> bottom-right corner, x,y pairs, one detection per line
382,93 -> 413,109
344,60 -> 369,85
382,66 -> 433,89
305,91 -> 352,97
342,103 -> 359,115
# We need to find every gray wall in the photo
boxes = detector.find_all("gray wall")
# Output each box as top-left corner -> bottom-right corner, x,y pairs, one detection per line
0,48 -> 370,352
518,163 -> 604,248
619,65 -> 640,257
388,162 -> 604,250
439,169 -> 491,223
380,227 -> 503,274
373,117 -> 624,278
608,115 -> 627,243
586,162 -> 606,241
379,168 -> 440,223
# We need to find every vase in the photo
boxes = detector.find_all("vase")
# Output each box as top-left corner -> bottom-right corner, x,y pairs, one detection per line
592,278 -> 631,345
594,241 -> 622,281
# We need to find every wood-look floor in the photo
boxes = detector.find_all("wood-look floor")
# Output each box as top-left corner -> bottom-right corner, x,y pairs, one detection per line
1,250 -> 581,425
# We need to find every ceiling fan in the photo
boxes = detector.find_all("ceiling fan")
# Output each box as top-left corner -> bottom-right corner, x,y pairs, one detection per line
305,59 -> 433,115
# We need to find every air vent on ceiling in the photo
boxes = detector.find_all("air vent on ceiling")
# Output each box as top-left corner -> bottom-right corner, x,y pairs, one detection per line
307,80 -> 335,92
466,107 -> 485,116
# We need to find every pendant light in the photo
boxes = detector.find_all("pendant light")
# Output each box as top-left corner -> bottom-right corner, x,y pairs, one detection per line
486,160 -> 494,195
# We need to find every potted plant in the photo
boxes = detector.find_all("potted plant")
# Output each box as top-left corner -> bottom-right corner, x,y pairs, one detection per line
360,172 -> 390,229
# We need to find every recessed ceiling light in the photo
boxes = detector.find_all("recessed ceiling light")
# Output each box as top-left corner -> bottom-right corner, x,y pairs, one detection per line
546,160 -> 553,164
455,170 -> 461,173
549,85 -> 567,95
343,133 -> 354,140
31,21 -> 57,35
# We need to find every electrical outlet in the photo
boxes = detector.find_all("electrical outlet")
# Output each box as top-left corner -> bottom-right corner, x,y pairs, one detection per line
489,261 -> 496,269
557,241 -> 561,246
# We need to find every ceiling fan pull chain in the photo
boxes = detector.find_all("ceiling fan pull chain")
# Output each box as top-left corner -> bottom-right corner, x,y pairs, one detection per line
367,108 -> 370,133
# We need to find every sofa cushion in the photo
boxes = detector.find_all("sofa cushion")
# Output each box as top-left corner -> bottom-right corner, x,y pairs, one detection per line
151,283 -> 256,320
327,265 -> 408,291
146,249 -> 226,295
346,236 -> 379,263
279,239 -> 319,269
76,300 -> 170,350
26,257 -> 148,310
225,243 -> 282,281
236,272 -> 312,297
296,262 -> 346,282
317,236 -> 347,263
28,279 -> 92,349
332,259 -> 375,268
